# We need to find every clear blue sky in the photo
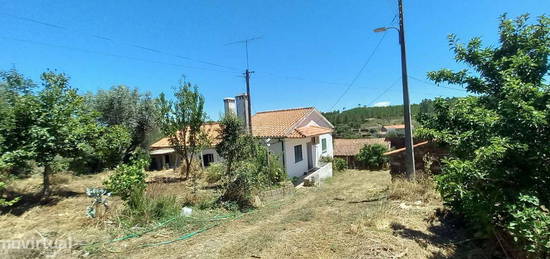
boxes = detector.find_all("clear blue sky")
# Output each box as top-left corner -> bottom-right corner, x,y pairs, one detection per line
1,0 -> 548,119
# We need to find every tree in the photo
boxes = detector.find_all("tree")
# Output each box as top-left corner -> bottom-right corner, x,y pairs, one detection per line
92,85 -> 160,159
28,71 -> 98,197
419,15 -> 549,255
0,69 -> 36,175
157,79 -> 207,179
216,113 -> 247,176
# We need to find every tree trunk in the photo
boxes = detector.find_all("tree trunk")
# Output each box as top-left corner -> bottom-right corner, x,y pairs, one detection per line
41,164 -> 52,198
185,156 -> 193,180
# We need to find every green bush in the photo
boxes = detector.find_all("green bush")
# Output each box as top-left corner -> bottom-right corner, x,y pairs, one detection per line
103,158 -> 148,202
205,162 -> 225,184
419,15 -> 550,256
332,158 -> 348,172
356,144 -> 389,170
506,195 -> 550,254
220,161 -> 258,209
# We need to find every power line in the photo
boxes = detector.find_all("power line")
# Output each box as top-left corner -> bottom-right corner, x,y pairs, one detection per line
329,31 -> 388,110
328,14 -> 397,110
408,75 -> 468,92
0,36 -> 241,75
366,77 -> 401,107
1,13 -> 240,71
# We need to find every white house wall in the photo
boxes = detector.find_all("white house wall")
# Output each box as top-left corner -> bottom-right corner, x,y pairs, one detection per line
314,133 -> 333,167
283,138 -> 310,178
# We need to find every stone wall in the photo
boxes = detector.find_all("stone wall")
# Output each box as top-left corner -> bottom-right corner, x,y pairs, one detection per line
258,182 -> 295,202
385,141 -> 448,177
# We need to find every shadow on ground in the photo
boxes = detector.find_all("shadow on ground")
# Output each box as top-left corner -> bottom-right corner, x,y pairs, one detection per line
1,189 -> 80,216
391,208 -> 500,259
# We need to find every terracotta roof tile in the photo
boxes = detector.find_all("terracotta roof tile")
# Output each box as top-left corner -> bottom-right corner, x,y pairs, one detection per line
383,124 -> 405,129
251,107 -> 316,138
150,123 -> 221,149
333,138 -> 390,156
295,125 -> 333,137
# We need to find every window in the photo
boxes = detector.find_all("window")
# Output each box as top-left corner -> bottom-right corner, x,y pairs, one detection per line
294,144 -> 303,163
322,138 -> 327,153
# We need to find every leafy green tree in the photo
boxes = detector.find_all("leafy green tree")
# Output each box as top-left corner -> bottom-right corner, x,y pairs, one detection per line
92,85 -> 160,158
356,144 -> 389,170
0,69 -> 36,175
95,125 -> 133,169
419,15 -> 549,255
216,113 -> 247,176
28,71 -> 98,197
157,79 -> 207,179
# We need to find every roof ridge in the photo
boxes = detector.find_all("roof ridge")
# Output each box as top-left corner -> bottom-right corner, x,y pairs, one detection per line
255,107 -> 314,114
282,108 -> 315,137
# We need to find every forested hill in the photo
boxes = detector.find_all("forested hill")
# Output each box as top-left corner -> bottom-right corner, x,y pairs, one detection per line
322,99 -> 435,138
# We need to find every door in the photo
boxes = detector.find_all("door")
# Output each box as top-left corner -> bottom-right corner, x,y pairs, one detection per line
307,142 -> 313,170
203,153 -> 214,167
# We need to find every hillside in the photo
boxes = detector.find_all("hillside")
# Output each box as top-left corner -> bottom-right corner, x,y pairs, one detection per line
322,99 -> 435,138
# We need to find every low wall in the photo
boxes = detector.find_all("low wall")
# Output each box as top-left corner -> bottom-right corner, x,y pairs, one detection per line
258,182 -> 295,202
305,162 -> 332,180
384,141 -> 448,177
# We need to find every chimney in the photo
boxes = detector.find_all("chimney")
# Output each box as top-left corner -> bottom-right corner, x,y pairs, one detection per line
223,97 -> 236,115
235,94 -> 250,129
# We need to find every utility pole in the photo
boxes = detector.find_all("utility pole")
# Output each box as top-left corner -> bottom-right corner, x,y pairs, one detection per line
398,0 -> 416,180
244,68 -> 253,134
226,36 -> 262,134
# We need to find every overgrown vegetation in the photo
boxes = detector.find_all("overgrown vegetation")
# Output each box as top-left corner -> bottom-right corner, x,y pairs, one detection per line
103,158 -> 148,202
356,144 -> 389,170
419,14 -> 550,256
216,113 -> 286,209
157,79 -> 208,179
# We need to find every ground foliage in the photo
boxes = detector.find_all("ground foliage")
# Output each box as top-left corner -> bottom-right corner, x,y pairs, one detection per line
418,14 -> 550,256
356,144 -> 389,170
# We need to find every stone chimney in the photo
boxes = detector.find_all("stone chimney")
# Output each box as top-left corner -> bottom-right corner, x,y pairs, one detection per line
223,97 -> 236,115
235,94 -> 250,129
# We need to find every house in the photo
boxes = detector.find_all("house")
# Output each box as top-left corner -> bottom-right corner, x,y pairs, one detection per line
149,94 -> 335,180
333,138 -> 390,168
149,123 -> 222,170
380,124 -> 414,135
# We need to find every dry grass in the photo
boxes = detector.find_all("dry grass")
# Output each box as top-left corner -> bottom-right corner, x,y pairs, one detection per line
1,168 -> 469,258
388,175 -> 440,204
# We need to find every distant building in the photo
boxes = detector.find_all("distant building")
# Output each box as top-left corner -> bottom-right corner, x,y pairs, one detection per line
381,124 -> 412,135
333,138 -> 391,168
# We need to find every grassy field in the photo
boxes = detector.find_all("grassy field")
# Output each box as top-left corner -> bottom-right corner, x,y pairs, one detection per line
1,169 -> 475,258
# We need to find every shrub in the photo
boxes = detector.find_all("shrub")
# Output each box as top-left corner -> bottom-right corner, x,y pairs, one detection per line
356,144 -> 389,170
103,158 -> 148,202
332,158 -> 348,172
0,181 -> 19,207
506,195 -> 550,255
205,162 -> 225,184
122,189 -> 179,226
220,161 -> 259,209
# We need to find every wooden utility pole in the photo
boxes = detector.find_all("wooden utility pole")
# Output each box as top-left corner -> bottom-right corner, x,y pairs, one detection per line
244,68 -> 253,134
398,0 -> 416,179
226,36 -> 261,134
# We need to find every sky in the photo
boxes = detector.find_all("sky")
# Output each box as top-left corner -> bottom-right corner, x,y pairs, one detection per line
0,0 -> 548,120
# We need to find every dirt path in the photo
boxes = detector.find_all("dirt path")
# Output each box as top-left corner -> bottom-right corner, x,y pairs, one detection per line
116,170 -> 463,258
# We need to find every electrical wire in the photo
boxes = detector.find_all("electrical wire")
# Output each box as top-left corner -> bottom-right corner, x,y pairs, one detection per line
0,35 -> 241,75
1,13 -> 240,71
408,75 -> 468,92
328,31 -> 388,110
